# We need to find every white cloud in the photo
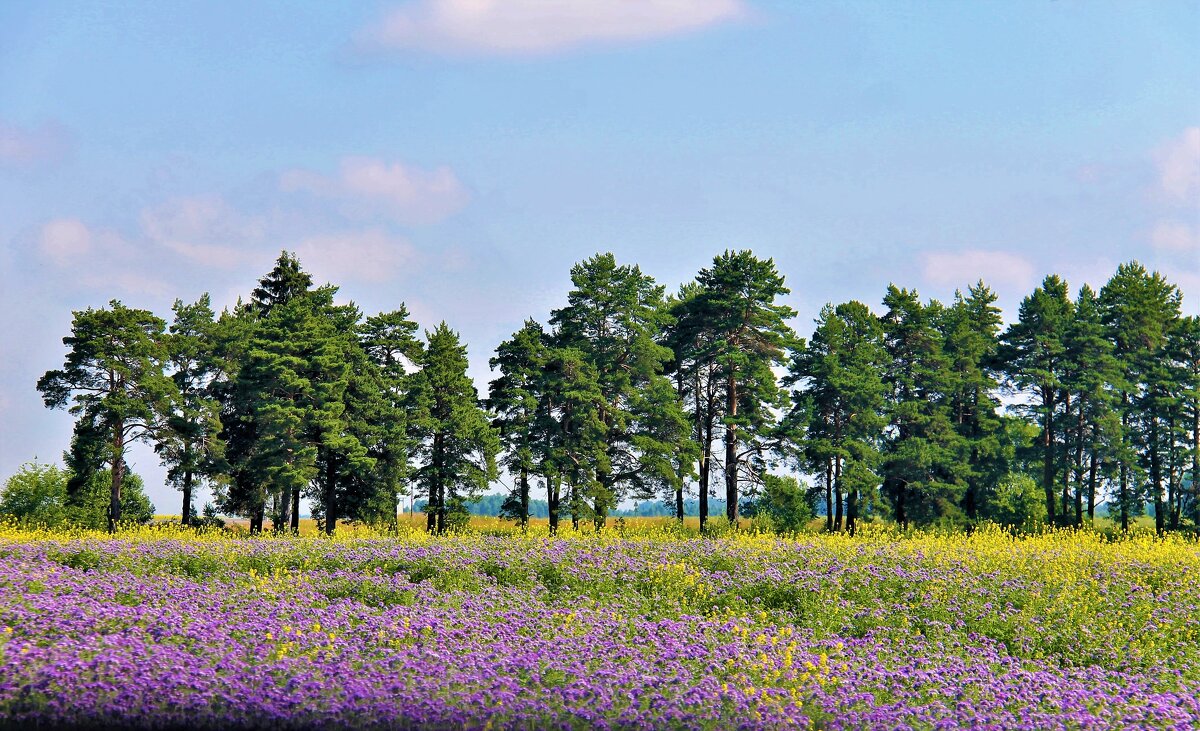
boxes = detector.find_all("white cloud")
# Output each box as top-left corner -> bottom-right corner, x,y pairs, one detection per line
295,228 -> 416,284
281,157 -> 470,225
38,219 -> 92,266
0,120 -> 70,167
356,0 -> 747,56
1156,126 -> 1200,204
1151,220 -> 1200,257
921,249 -> 1036,293
140,195 -> 270,268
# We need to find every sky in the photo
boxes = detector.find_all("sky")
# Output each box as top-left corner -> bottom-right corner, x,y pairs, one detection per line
1,0 -> 1198,514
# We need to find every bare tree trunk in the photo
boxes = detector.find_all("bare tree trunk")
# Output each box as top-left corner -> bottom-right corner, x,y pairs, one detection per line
181,469 -> 194,527
324,454 -> 336,536
1119,393 -> 1130,531
519,468 -> 530,530
724,372 -> 739,525
1061,392 -> 1072,525
834,455 -> 844,531
547,477 -> 559,535
109,420 -> 125,533
824,460 -> 833,532
1087,451 -> 1098,521
1151,415 -> 1164,534
1042,388 -> 1057,526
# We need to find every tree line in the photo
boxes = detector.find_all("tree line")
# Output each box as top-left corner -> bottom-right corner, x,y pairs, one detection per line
35,250 -> 1199,535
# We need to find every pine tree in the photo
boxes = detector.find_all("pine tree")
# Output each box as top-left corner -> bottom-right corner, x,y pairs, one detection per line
786,300 -> 887,534
37,301 -> 177,531
1000,275 -> 1073,526
1099,262 -> 1182,531
549,254 -> 690,528
489,320 -> 550,529
692,251 -> 797,526
355,308 -> 423,528
938,283 -> 1005,523
407,323 -> 499,534
157,295 -> 225,526
1061,285 -> 1122,524
880,287 -> 967,527
662,282 -> 724,531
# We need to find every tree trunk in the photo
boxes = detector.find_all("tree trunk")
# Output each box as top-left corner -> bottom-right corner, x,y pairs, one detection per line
1061,392 -> 1071,525
570,481 -> 579,532
846,482 -> 858,536
833,455 -> 844,531
1042,387 -> 1057,526
108,420 -> 125,533
1192,398 -> 1200,525
290,486 -> 300,533
724,372 -> 739,525
1073,403 -> 1087,526
1151,415 -> 1164,534
1119,393 -> 1130,531
547,476 -> 559,535
1087,451 -> 1098,521
519,467 -> 530,530
324,453 -> 337,536
824,460 -> 833,532
181,469 -> 194,527
278,485 -> 292,534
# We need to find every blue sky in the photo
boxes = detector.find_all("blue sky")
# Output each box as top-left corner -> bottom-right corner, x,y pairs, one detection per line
2,0 -> 1198,513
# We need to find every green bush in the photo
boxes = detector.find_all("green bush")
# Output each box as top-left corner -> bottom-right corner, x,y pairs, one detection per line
0,461 -> 155,529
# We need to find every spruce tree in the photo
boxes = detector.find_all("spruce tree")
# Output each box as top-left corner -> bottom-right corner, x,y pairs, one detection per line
488,320 -> 550,529
407,323 -> 499,534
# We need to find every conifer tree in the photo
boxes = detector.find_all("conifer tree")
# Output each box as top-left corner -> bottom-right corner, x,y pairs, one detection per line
157,295 -> 224,526
786,300 -> 887,533
938,283 -> 1005,522
407,323 -> 499,534
1000,275 -> 1073,526
879,287 -> 967,527
549,254 -> 690,528
691,251 -> 797,525
1099,262 -> 1182,531
488,320 -> 550,529
37,301 -> 176,531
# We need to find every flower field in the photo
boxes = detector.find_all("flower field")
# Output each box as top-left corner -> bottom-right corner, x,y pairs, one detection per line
1,524 -> 1199,729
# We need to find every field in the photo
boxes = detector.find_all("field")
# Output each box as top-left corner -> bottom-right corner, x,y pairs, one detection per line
1,523 -> 1198,729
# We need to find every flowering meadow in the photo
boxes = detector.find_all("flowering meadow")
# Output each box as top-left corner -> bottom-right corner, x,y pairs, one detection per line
1,524 -> 1199,730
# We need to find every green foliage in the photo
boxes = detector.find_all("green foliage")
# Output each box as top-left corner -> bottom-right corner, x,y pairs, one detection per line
408,323 -> 500,533
743,474 -> 814,533
0,461 -> 154,528
37,300 -> 176,529
990,473 -> 1048,531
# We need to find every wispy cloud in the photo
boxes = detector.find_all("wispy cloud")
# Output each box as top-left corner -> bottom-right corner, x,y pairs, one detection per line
295,228 -> 417,284
280,157 -> 470,225
38,219 -> 93,266
355,0 -> 747,56
921,249 -> 1036,294
36,218 -> 168,297
0,119 -> 71,168
1151,220 -> 1200,257
140,195 -> 270,269
1156,126 -> 1200,204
